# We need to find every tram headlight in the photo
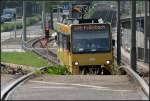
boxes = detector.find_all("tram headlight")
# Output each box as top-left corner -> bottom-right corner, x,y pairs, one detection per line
106,60 -> 111,65
74,61 -> 79,66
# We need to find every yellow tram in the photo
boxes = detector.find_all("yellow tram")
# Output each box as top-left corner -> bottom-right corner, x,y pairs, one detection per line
54,19 -> 114,75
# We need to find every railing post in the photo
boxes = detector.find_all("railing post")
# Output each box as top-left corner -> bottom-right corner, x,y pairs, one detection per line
147,1 -> 150,69
144,0 -> 148,63
23,0 -> 27,42
117,0 -> 121,65
42,1 -> 46,35
130,0 -> 137,71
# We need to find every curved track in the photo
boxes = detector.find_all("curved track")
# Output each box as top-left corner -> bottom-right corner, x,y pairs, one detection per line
22,36 -> 59,65
31,37 -> 59,65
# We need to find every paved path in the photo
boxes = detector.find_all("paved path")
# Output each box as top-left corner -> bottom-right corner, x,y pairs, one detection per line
7,75 -> 148,100
1,74 -> 16,90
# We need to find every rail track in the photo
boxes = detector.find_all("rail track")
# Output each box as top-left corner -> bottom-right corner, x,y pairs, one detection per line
22,36 -> 59,65
31,37 -> 59,65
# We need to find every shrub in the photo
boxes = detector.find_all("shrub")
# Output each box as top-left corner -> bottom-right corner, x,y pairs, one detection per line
46,65 -> 71,75
16,23 -> 22,29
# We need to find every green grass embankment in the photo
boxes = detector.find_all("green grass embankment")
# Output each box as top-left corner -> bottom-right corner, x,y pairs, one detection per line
1,51 -> 70,75
1,51 -> 48,67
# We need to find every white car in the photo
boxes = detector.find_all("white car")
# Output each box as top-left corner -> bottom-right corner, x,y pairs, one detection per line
1,14 -> 14,22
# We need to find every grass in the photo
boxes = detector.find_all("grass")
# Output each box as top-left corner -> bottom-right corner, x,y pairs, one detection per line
1,51 -> 70,75
1,51 -> 48,67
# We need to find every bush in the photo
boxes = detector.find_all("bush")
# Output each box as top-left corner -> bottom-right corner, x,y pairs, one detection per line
1,23 -> 15,32
46,65 -> 71,75
16,23 -> 22,29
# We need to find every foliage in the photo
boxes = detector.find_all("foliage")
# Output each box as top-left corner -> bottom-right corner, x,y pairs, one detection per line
46,65 -> 71,75
34,70 -> 43,75
1,51 -> 48,67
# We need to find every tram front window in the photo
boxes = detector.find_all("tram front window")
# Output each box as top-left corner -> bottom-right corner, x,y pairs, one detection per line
72,30 -> 110,54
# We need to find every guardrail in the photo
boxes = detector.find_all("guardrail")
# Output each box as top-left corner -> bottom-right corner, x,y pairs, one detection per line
1,66 -> 48,100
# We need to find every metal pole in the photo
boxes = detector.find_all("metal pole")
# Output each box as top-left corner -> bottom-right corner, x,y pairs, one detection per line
42,1 -> 46,34
81,8 -> 84,19
50,10 -> 53,30
57,6 -> 60,21
14,9 -> 17,38
23,1 -> 26,42
130,0 -> 137,71
144,0 -> 148,63
147,1 -> 150,69
117,0 -> 121,65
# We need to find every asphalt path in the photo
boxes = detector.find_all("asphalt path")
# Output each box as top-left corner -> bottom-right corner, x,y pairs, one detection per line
6,75 -> 148,100
1,74 -> 16,90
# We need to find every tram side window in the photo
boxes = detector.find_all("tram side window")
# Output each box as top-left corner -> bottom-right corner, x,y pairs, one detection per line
63,35 -> 67,50
59,33 -> 63,48
62,35 -> 70,51
67,36 -> 70,51
57,33 -> 60,47
58,33 -> 70,51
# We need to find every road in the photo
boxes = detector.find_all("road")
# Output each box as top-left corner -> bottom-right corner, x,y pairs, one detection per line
6,74 -> 148,100
1,74 -> 16,90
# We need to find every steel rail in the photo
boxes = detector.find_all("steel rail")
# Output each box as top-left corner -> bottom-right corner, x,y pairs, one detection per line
1,66 -> 48,100
22,36 -> 44,50
21,35 -> 58,64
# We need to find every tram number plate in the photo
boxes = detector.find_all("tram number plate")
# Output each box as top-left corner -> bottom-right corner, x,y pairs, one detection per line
89,58 -> 96,61
73,25 -> 108,31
